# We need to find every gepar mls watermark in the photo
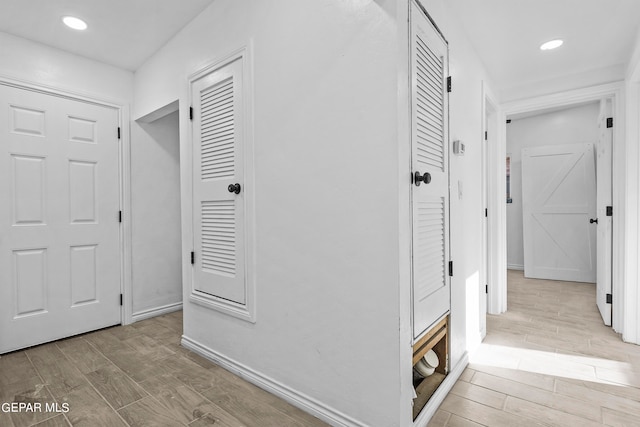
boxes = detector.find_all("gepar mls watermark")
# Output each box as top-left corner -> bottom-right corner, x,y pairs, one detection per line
1,402 -> 69,413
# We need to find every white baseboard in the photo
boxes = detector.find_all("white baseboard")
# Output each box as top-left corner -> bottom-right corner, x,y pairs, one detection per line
413,352 -> 469,427
507,264 -> 524,271
181,336 -> 367,427
131,301 -> 182,323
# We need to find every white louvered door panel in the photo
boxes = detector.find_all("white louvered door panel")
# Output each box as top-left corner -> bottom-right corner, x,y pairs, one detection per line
411,0 -> 450,340
192,57 -> 245,304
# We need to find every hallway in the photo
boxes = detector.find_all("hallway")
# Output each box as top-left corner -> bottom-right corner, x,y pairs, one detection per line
429,270 -> 640,426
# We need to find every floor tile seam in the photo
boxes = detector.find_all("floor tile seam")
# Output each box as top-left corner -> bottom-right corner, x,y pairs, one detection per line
599,401 -> 640,420
83,330 -> 140,355
88,361 -> 152,407
117,393 -> 200,426
138,369 -> 227,417
472,370 -> 557,394
52,340 -> 137,427
20,350 -> 64,427
501,394 -> 602,427
197,378 -> 310,427
449,394 -> 543,426
29,413 -> 73,427
79,369 -> 135,426
107,342 -> 216,424
508,385 -> 606,424
80,333 -> 154,380
450,381 -> 508,409
442,412 -> 490,427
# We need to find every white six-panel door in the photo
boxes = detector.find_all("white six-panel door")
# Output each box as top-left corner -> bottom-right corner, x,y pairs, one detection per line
411,0 -> 450,340
0,84 -> 121,353
522,143 -> 597,283
191,57 -> 246,305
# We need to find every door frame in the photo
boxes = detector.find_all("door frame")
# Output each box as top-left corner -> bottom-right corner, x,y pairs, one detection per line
182,45 -> 257,323
494,82 -> 625,335
0,74 -> 132,325
482,82 -> 506,316
625,59 -> 640,344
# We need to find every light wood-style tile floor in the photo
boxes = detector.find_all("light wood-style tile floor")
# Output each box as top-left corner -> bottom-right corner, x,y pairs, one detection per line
429,270 -> 640,427
0,310 -> 327,427
4,272 -> 640,427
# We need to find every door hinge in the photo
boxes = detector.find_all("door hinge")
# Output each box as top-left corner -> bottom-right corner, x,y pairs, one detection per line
120,294 -> 123,306
191,251 -> 195,265
448,261 -> 453,277
606,117 -> 613,128
606,206 -> 613,216
189,106 -> 193,121
606,293 -> 612,304
506,119 -> 512,124
446,76 -> 452,93
118,210 -> 122,223
117,127 -> 121,139
485,208 -> 488,218
484,131 -> 488,140
486,284 -> 488,294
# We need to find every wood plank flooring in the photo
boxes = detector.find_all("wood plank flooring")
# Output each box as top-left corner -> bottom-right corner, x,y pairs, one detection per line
3,271 -> 639,426
429,270 -> 640,427
0,311 -> 327,427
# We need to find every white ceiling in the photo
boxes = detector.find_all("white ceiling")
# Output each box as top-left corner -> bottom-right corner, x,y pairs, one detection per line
0,0 -> 214,71
448,0 -> 640,95
1,0 -> 639,94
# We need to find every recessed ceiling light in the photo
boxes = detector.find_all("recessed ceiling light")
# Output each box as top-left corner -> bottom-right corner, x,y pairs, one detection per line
62,16 -> 87,31
540,39 -> 563,51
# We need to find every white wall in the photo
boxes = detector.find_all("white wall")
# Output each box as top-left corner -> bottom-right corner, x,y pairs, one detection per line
501,65 -> 625,103
134,0 -> 495,424
505,103 -> 600,269
0,31 -> 132,103
131,111 -> 182,316
137,1 -> 402,425
623,28 -> 640,343
429,0 -> 499,368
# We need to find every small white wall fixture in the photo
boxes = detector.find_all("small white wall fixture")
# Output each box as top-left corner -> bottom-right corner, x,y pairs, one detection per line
498,82 -> 626,336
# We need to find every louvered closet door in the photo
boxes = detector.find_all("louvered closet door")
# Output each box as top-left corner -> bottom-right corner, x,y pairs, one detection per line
411,0 -> 450,340
192,57 -> 246,304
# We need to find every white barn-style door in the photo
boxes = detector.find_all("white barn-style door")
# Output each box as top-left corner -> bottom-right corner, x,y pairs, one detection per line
191,57 -> 246,305
522,143 -> 597,283
0,84 -> 121,353
410,0 -> 451,340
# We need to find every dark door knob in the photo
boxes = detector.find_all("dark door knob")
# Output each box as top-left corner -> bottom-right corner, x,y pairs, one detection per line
414,171 -> 431,186
590,218 -> 598,224
228,183 -> 241,194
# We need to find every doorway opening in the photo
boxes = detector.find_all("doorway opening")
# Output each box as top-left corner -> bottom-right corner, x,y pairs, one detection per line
505,99 -> 614,328
481,89 -> 498,339
132,102 -> 183,322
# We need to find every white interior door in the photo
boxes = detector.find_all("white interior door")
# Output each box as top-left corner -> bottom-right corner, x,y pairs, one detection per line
480,108 -> 492,339
191,57 -> 246,304
596,100 -> 613,325
411,0 -> 450,340
0,84 -> 121,353
522,143 -> 597,283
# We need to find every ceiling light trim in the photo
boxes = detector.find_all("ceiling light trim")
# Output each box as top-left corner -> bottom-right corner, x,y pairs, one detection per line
62,16 -> 88,31
540,39 -> 563,51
